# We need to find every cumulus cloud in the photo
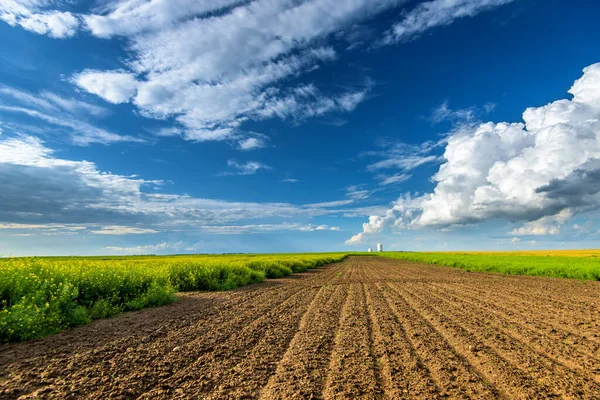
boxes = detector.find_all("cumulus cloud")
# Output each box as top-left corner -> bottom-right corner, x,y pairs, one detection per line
348,63 -> 600,243
383,0 -> 515,44
238,134 -> 270,151
71,70 -> 139,104
509,209 -> 572,236
0,1 -> 79,38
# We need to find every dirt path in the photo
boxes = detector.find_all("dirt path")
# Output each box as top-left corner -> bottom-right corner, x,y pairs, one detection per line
1,256 -> 600,399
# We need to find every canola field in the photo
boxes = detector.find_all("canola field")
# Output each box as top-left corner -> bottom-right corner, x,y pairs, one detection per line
379,250 -> 600,281
0,253 -> 347,342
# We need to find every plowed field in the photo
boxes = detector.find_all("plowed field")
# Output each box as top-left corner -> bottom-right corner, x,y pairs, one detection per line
1,256 -> 599,399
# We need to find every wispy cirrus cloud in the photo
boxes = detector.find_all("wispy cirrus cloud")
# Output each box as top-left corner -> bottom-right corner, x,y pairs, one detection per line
0,86 -> 140,145
362,139 -> 443,186
221,160 -> 272,176
382,0 -> 516,44
196,223 -> 341,235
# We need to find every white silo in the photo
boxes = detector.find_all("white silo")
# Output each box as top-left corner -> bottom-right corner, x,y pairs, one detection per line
377,243 -> 383,252
368,248 -> 373,252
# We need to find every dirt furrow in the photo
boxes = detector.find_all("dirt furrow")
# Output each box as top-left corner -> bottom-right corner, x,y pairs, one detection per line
138,287 -> 319,399
46,286 -> 310,398
259,283 -> 349,399
363,282 -> 439,398
322,283 -> 380,399
433,281 -> 600,341
426,282 -> 600,372
378,282 -> 502,398
392,282 -> 600,398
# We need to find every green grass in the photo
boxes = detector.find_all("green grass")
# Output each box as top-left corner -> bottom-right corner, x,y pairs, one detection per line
376,252 -> 600,281
0,253 -> 347,342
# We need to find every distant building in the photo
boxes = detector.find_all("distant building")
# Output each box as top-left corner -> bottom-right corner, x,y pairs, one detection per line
368,248 -> 373,252
377,243 -> 383,252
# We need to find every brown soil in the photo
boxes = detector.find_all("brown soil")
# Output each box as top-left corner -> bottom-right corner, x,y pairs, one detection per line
1,256 -> 600,399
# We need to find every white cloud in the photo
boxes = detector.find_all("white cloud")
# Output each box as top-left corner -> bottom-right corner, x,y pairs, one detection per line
222,160 -> 271,176
90,226 -> 159,235
363,140 -> 443,181
346,185 -> 373,200
383,0 -> 515,44
0,1 -> 79,38
315,225 -> 341,231
367,155 -> 440,172
307,200 -> 355,208
70,0 -> 396,144
197,223 -> 341,235
0,105 -> 142,145
105,242 -> 169,254
483,102 -> 497,113
72,70 -> 139,104
82,0 -> 243,38
0,86 -> 135,145
238,134 -> 269,150
0,222 -> 156,236
430,101 -> 476,124
378,173 -> 412,186
0,223 -> 86,232
430,100 -> 498,125
348,63 -> 600,243
2,0 -> 518,148
510,209 -> 572,236
281,178 -> 299,183
239,138 -> 264,151
39,91 -> 107,116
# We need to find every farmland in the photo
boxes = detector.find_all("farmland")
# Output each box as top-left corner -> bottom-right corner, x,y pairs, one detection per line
1,255 -> 599,398
0,253 -> 347,342
3,250 -> 600,344
378,250 -> 600,280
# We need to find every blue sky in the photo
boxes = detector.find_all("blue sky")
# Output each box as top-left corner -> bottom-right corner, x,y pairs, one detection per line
1,0 -> 600,255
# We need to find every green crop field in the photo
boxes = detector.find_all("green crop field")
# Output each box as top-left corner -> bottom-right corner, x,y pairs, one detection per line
0,253 -> 347,342
4,250 -> 600,343
377,251 -> 600,281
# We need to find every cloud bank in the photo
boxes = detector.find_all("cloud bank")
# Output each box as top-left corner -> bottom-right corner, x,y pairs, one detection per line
0,135 -> 357,234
